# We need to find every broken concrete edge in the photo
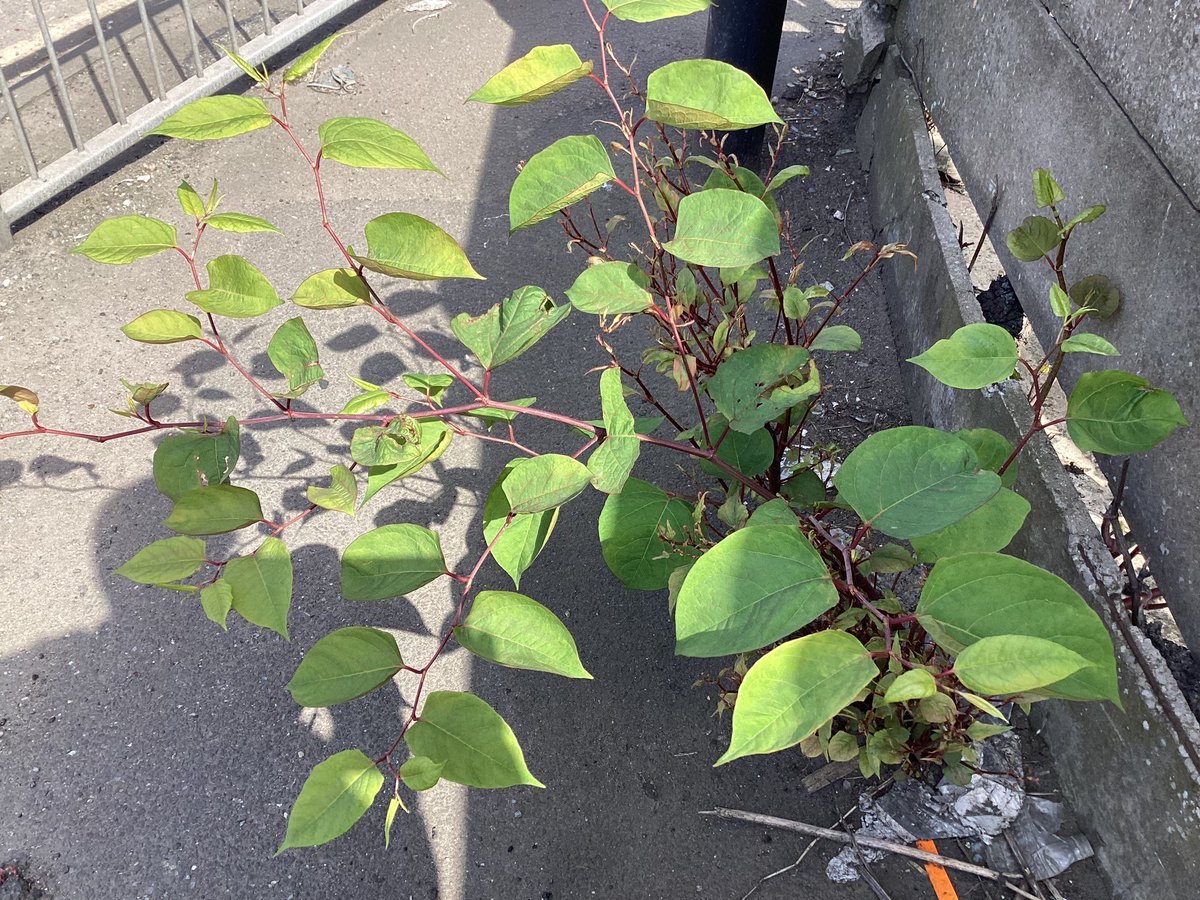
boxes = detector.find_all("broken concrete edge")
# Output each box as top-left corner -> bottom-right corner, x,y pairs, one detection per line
856,48 -> 1200,900
840,0 -> 893,92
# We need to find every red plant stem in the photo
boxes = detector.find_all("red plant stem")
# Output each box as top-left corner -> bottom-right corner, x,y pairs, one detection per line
806,251 -> 884,346
638,433 -> 774,501
618,365 -> 686,433
375,515 -> 514,765
849,520 -> 872,550
268,113 -> 485,402
582,8 -> 658,247
997,416 -> 1067,475
450,426 -> 537,457
173,241 -> 287,411
268,506 -> 319,535
195,338 -> 288,409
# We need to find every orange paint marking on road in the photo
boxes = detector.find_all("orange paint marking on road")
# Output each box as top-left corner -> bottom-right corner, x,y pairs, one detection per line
914,839 -> 959,900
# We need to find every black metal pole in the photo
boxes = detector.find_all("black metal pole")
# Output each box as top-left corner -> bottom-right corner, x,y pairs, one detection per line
703,0 -> 788,170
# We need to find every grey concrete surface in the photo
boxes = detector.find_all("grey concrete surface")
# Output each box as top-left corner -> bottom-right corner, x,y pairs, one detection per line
0,2 -> 942,898
857,49 -> 1200,900
891,0 -> 1200,656
1043,0 -> 1200,209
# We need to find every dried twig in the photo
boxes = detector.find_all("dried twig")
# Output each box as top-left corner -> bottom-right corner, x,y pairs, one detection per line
732,777 -> 893,900
802,759 -> 858,793
1003,829 -> 1047,899
702,807 -> 1022,883
968,183 -> 1002,273
847,820 -> 894,900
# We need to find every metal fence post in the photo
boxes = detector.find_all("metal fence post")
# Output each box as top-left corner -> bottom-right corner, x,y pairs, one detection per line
703,0 -> 787,169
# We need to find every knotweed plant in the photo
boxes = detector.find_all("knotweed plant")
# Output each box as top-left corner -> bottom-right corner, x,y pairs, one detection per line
0,0 -> 1185,851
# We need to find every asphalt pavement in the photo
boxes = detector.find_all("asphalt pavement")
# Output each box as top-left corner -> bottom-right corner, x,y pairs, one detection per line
0,2 -> 933,897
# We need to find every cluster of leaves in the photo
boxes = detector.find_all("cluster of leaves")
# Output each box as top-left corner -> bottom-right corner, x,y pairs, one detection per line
0,0 -> 1187,852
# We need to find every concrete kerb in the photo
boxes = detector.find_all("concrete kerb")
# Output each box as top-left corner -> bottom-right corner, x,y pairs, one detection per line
857,49 -> 1200,900
890,0 -> 1200,657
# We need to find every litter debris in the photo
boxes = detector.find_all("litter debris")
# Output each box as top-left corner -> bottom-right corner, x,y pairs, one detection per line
308,64 -> 357,94
411,12 -> 443,33
701,807 -> 1025,888
802,760 -> 859,794
404,0 -> 450,10
984,797 -> 1095,881
826,734 -> 1024,883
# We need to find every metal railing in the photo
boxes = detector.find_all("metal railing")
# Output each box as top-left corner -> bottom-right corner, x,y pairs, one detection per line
0,0 -> 375,243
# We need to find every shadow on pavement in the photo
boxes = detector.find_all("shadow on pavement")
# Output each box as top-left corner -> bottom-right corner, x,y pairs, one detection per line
0,1 -> 914,898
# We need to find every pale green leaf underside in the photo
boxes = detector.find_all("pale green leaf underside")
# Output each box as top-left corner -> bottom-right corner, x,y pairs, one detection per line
833,426 -> 1000,539
664,189 -> 780,269
222,536 -> 293,638
908,323 -> 1018,390
598,478 -> 692,590
354,213 -> 483,281
291,269 -> 371,309
717,631 -> 875,765
587,367 -> 640,494
646,59 -> 782,131
917,552 -> 1118,702
399,756 -> 444,792
501,453 -> 592,514
910,487 -> 1030,561
151,95 -> 274,141
483,460 -> 559,589
455,590 -> 591,679
601,0 -> 711,22
319,117 -> 442,172
883,667 -> 937,704
450,286 -> 569,369
341,524 -> 446,601
675,525 -> 837,657
955,634 -> 1089,696
186,254 -> 283,318
469,44 -> 592,106
287,626 -> 403,707
115,536 -> 206,584
205,212 -> 282,234
707,343 -> 814,433
74,215 -> 177,264
285,33 -> 344,82
164,484 -> 263,536
307,464 -> 358,515
122,309 -> 202,344
509,134 -> 615,232
404,691 -> 544,788
565,262 -> 653,315
279,749 -> 383,851
1066,370 -> 1187,455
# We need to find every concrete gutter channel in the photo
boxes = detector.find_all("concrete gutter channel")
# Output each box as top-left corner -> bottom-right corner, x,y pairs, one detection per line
855,40 -> 1200,900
